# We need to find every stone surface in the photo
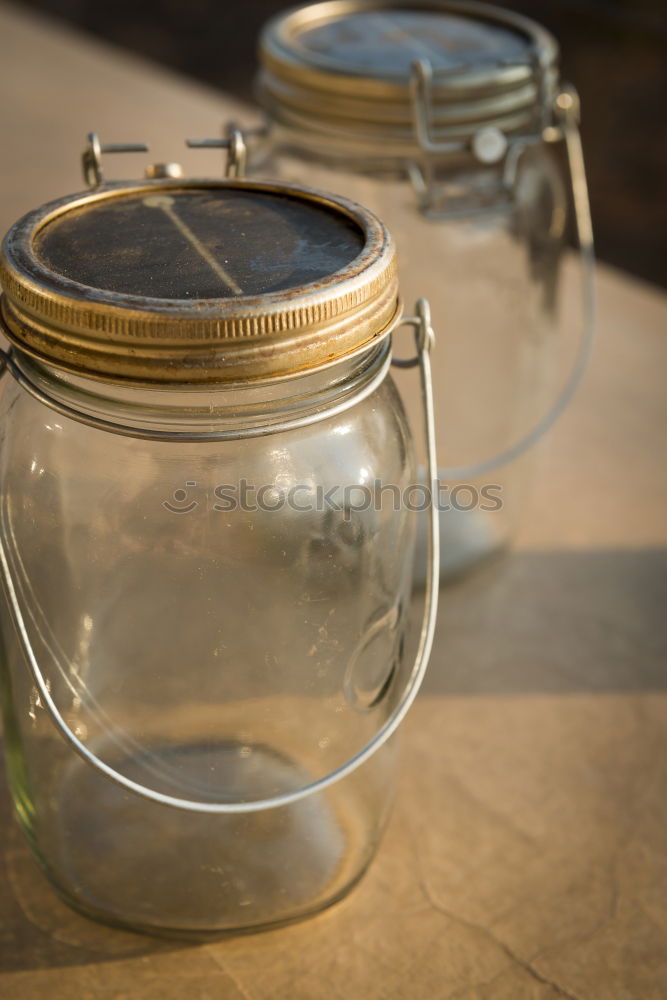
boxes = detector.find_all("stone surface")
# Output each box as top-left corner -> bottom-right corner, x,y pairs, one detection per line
0,3 -> 666,997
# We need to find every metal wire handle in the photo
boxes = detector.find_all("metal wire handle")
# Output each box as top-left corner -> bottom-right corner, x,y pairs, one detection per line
441,87 -> 595,480
408,69 -> 596,480
0,302 -> 439,814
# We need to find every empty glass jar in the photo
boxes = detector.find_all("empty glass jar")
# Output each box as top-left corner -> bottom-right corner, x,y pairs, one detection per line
239,0 -> 594,578
0,172 -> 438,935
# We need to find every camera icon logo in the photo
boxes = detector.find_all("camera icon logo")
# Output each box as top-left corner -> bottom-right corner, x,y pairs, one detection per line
162,481 -> 199,514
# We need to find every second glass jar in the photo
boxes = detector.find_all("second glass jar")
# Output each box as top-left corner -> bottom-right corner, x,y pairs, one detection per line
243,0 -> 592,579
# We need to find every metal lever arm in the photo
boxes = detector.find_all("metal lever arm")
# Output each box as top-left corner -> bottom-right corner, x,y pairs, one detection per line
186,124 -> 267,178
82,132 -> 149,188
187,128 -> 247,178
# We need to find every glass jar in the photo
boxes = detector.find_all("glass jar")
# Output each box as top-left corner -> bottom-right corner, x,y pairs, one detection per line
233,0 -> 594,579
0,174 -> 438,936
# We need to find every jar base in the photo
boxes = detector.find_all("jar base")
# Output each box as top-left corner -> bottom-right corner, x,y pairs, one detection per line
20,738 -> 386,937
32,850 -> 373,942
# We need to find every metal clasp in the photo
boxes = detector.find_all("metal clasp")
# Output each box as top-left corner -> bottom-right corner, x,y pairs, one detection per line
409,58 -> 512,212
186,123 -> 267,179
391,299 -> 435,369
409,55 -> 567,211
82,133 -> 149,188
187,127 -> 246,179
411,59 -> 508,167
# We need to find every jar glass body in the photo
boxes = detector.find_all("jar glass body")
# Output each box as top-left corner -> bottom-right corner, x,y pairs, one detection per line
251,138 -> 568,577
0,346 -> 416,936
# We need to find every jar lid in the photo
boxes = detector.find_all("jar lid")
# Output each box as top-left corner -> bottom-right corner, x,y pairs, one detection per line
258,0 -> 559,162
0,178 -> 398,384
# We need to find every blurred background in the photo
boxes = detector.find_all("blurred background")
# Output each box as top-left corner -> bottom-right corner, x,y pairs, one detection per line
10,0 -> 667,286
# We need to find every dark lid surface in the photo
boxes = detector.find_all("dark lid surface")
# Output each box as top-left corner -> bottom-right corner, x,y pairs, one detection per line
293,8 -> 531,78
34,187 -> 365,300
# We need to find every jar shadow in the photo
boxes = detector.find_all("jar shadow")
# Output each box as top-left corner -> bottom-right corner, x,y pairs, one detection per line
418,547 -> 667,696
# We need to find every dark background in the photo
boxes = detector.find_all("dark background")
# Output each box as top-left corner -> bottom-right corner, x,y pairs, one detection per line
15,0 -> 667,287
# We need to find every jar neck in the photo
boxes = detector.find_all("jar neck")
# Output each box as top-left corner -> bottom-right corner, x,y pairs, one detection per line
9,342 -> 391,441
